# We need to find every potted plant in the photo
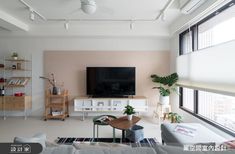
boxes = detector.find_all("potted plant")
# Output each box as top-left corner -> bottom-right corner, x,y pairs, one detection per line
123,105 -> 136,121
167,112 -> 182,123
150,73 -> 178,105
11,52 -> 18,60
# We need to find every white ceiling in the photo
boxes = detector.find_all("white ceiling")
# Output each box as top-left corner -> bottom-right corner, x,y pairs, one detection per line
0,0 -> 185,36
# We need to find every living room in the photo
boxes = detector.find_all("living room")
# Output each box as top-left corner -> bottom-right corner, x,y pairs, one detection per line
0,0 -> 235,154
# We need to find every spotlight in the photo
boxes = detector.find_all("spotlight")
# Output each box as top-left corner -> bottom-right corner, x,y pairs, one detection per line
130,20 -> 134,30
64,21 -> 69,30
29,9 -> 35,21
161,12 -> 166,21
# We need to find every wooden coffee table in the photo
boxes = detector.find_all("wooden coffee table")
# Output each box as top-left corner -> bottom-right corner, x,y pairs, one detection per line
108,116 -> 141,142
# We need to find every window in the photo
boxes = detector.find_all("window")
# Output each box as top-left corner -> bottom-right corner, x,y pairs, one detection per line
179,1 -> 235,55
181,87 -> 194,111
198,91 -> 235,132
178,0 -> 235,136
198,3 -> 235,49
180,87 -> 235,136
179,30 -> 193,55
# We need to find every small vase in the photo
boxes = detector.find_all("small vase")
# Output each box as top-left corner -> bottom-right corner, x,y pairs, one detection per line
52,86 -> 58,95
127,114 -> 133,121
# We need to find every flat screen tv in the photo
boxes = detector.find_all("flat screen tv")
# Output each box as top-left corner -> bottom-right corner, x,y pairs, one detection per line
86,67 -> 135,97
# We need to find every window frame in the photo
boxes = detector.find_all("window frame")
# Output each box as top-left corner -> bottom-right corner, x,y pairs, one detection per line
179,87 -> 235,137
179,0 -> 235,55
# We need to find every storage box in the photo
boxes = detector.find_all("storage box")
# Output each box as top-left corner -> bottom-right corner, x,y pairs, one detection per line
126,125 -> 144,143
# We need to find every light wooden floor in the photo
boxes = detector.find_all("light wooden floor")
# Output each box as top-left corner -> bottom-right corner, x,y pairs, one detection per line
0,116 -> 162,143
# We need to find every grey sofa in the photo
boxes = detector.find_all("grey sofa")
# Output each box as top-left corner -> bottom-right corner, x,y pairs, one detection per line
14,132 -> 235,154
161,123 -> 227,146
41,143 -> 235,154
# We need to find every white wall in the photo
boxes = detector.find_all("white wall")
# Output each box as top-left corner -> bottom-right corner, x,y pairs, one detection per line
0,36 -> 170,116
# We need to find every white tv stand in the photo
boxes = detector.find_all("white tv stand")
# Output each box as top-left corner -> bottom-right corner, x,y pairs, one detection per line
74,96 -> 148,120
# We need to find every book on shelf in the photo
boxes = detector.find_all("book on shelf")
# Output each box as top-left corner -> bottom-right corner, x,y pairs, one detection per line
52,111 -> 63,116
7,78 -> 29,86
174,124 -> 197,137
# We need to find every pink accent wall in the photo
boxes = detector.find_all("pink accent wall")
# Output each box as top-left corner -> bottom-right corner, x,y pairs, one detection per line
44,51 -> 170,107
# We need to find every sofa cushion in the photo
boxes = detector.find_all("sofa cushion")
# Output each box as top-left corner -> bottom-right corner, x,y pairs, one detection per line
161,123 -> 226,146
73,142 -> 129,150
222,140 -> 235,149
40,145 -> 75,154
14,133 -> 47,148
76,147 -> 156,154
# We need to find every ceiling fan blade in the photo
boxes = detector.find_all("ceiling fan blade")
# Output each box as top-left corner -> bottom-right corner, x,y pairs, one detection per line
98,7 -> 114,15
68,8 -> 82,15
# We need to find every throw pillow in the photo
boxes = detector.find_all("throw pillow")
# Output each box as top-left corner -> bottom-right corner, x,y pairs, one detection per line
14,133 -> 47,148
222,140 -> 235,149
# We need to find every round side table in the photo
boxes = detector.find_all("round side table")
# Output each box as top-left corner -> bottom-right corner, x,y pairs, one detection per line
92,115 -> 117,141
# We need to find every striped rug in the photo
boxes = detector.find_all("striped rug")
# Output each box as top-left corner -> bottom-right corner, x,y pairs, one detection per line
57,137 -> 159,147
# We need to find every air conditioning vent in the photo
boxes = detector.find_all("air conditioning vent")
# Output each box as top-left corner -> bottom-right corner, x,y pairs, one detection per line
181,0 -> 206,14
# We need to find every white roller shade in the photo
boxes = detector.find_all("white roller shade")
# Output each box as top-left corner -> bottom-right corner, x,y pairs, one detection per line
176,40 -> 235,94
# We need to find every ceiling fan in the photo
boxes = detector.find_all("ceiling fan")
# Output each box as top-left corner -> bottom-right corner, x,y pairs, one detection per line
81,0 -> 97,14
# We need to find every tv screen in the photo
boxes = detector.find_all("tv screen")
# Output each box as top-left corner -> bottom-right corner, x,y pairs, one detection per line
86,67 -> 135,97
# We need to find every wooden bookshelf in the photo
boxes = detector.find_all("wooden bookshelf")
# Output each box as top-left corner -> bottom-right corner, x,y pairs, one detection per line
0,57 -> 32,119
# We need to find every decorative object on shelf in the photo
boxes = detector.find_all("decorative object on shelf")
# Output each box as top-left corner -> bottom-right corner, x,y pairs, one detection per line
12,65 -> 16,69
11,52 -> 18,60
7,77 -> 30,86
0,78 -> 5,82
0,86 -> 5,96
0,64 -> 4,68
16,63 -> 21,69
14,92 -> 25,97
40,73 -> 59,95
123,105 -> 136,121
166,112 -> 182,123
150,73 -> 179,105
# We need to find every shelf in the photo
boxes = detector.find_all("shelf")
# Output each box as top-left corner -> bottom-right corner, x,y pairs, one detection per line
45,114 -> 67,119
46,103 -> 65,108
5,59 -> 31,62
5,85 -> 26,88
46,94 -> 68,98
4,68 -> 31,71
0,56 -> 32,119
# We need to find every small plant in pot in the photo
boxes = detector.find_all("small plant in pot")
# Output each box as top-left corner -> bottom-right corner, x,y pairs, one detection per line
167,112 -> 182,123
150,73 -> 178,105
11,52 -> 18,60
123,105 -> 136,121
